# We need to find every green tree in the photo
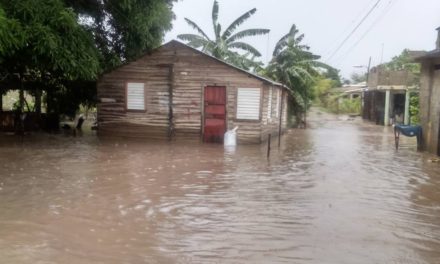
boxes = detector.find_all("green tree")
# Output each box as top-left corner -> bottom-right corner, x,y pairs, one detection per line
312,77 -> 334,106
384,49 -> 420,86
0,0 -> 101,116
65,0 -> 176,70
177,0 -> 269,69
322,67 -> 342,88
350,72 -> 367,83
0,0 -> 100,80
409,92 -> 420,125
266,24 -> 329,125
1,0 -> 177,120
0,7 -> 23,57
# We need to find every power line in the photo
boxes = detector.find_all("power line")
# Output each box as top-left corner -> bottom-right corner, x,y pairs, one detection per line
326,0 -> 383,62
322,0 -> 377,57
332,0 -> 397,66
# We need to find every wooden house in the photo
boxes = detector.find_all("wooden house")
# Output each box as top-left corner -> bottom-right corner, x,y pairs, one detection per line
96,40 -> 288,144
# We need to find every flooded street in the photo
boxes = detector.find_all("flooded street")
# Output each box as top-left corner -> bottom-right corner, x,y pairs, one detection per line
1,111 -> 440,264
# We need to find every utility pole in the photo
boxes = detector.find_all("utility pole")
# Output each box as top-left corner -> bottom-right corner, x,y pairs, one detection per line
366,56 -> 371,85
363,56 -> 372,118
355,57 -> 371,118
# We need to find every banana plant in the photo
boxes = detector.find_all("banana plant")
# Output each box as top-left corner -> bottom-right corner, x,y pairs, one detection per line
177,0 -> 269,69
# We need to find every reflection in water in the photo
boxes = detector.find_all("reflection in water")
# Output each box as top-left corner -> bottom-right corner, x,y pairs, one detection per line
0,118 -> 439,263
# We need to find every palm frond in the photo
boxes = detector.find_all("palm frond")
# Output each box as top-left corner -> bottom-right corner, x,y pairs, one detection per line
212,0 -> 219,33
215,23 -> 222,40
222,8 -> 256,39
310,60 -> 331,70
273,24 -> 305,57
203,42 -> 216,54
288,24 -> 299,37
184,18 -> 211,41
177,34 -> 206,42
187,41 -> 206,49
178,34 -> 210,50
226,28 -> 269,44
288,67 -> 315,82
273,34 -> 304,57
228,42 -> 262,57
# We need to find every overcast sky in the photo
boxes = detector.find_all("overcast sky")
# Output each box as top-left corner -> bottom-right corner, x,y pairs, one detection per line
164,0 -> 440,79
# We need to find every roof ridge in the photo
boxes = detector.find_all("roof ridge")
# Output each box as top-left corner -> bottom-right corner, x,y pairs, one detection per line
167,40 -> 287,89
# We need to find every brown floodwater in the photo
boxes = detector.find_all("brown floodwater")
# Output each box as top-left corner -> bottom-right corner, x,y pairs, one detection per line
0,113 -> 440,264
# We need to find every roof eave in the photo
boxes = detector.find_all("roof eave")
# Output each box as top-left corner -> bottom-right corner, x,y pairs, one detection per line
414,49 -> 440,61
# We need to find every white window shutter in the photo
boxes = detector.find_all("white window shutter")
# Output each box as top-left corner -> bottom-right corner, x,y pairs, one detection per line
267,88 -> 272,120
236,88 -> 261,120
127,83 -> 145,110
275,89 -> 280,118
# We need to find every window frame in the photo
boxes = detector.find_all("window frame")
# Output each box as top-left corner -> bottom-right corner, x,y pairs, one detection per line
235,87 -> 262,122
125,82 -> 146,112
275,89 -> 281,118
267,87 -> 273,121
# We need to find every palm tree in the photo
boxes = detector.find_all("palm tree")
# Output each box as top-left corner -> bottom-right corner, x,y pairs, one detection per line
266,24 -> 330,126
177,0 -> 269,69
268,25 -> 326,88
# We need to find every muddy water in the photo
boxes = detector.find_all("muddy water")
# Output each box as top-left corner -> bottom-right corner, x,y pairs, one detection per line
0,115 -> 440,263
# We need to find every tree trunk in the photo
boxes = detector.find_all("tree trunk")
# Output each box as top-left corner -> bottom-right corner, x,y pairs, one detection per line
46,87 -> 53,114
45,87 -> 59,131
17,72 -> 25,135
0,90 -> 3,112
35,89 -> 42,115
19,82 -> 24,112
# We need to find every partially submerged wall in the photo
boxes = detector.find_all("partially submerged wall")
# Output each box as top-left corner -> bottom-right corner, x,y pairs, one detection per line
419,58 -> 440,155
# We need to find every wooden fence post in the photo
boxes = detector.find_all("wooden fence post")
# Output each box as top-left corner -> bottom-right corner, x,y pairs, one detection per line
267,134 -> 271,158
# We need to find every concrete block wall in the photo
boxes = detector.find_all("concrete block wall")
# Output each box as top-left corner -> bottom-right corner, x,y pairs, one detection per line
419,58 -> 440,155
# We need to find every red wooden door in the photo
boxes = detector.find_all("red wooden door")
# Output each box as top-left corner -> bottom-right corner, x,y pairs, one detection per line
204,86 -> 226,143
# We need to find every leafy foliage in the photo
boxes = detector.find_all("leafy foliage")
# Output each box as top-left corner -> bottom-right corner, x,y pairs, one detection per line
177,0 -> 269,70
265,24 -> 333,125
322,67 -> 342,88
409,92 -> 420,125
384,49 -> 420,86
329,97 -> 361,114
0,8 -> 24,58
0,0 -> 176,119
312,77 -> 335,107
350,72 -> 367,84
65,0 -> 176,70
0,0 -> 100,80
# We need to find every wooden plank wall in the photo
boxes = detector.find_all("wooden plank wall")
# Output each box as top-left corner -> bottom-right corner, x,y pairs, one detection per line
97,47 -> 175,139
97,42 -> 288,143
171,45 -> 265,143
261,86 -> 289,142
281,92 -> 288,130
